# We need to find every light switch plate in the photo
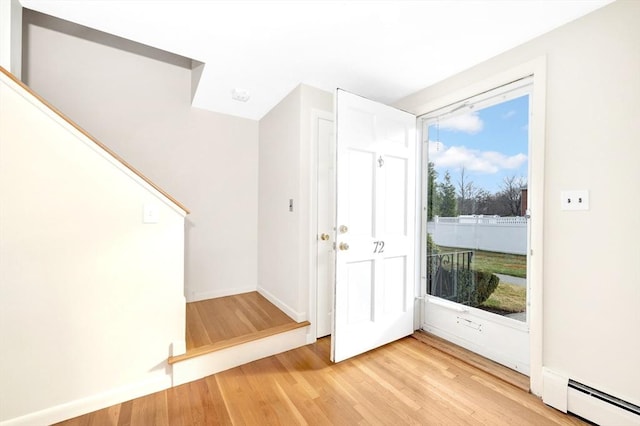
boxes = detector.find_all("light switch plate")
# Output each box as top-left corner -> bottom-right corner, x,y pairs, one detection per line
143,203 -> 160,223
560,190 -> 589,211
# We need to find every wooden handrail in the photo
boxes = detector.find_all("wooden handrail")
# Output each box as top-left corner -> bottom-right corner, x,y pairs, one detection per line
0,66 -> 190,214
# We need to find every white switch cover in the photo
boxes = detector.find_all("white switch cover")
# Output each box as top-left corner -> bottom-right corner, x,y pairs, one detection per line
143,203 -> 160,223
560,190 -> 589,211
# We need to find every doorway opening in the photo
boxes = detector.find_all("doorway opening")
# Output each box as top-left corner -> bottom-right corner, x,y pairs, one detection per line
420,77 -> 533,375
315,111 -> 335,339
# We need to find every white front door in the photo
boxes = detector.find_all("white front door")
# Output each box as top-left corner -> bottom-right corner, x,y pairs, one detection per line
331,90 -> 417,363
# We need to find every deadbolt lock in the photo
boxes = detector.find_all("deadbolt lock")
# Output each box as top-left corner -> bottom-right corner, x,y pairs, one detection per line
339,225 -> 349,234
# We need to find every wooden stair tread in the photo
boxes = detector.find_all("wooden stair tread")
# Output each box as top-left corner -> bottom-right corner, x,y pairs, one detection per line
169,321 -> 310,364
411,330 -> 530,392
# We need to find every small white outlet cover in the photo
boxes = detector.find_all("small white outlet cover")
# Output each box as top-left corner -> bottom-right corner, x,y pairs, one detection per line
560,190 -> 589,211
143,203 -> 160,223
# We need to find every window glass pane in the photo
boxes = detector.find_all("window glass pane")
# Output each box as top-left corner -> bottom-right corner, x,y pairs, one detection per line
425,94 -> 529,321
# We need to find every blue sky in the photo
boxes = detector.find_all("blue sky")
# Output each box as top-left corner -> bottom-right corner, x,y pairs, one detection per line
427,95 -> 529,193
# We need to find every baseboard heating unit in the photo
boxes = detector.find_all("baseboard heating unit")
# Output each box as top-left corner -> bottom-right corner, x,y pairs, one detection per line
543,368 -> 640,426
568,380 -> 640,425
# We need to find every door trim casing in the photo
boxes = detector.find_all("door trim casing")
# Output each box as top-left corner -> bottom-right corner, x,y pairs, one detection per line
308,108 -> 334,344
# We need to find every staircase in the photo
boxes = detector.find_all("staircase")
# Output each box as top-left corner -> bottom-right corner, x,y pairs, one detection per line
170,320 -> 310,386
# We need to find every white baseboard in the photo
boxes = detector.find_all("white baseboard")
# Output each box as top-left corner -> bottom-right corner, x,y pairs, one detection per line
257,286 -> 306,322
0,374 -> 171,426
306,332 -> 318,345
187,286 -> 257,303
172,325 -> 309,387
542,367 -> 568,412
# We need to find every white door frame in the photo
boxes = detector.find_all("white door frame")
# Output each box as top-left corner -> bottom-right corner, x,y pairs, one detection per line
308,108 -> 334,343
420,76 -> 533,376
412,57 -> 547,395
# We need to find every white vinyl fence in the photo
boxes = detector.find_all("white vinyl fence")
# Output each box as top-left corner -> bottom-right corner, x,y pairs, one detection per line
427,216 -> 527,255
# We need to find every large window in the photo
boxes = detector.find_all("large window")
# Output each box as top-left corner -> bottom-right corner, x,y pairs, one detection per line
422,77 -> 531,321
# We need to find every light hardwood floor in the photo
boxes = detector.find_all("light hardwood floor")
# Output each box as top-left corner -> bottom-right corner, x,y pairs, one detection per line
412,331 -> 530,392
185,291 -> 297,349
169,292 -> 308,363
56,336 -> 586,425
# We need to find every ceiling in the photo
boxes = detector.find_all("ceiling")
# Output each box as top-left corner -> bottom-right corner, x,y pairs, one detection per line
20,0 -> 612,120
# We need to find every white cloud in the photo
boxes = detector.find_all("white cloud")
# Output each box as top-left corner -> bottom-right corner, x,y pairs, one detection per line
502,110 -> 516,119
428,141 -> 527,174
437,112 -> 483,134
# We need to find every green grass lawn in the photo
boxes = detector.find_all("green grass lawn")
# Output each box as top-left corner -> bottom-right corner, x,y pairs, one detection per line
429,243 -> 527,314
436,246 -> 527,278
481,282 -> 526,313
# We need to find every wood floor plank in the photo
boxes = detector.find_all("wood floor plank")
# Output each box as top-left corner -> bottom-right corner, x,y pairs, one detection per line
188,378 -> 224,425
185,302 -> 208,349
185,291 -> 297,350
165,383 -> 191,426
411,330 -> 530,391
217,367 -> 271,425
86,403 -> 120,426
129,391 -> 168,426
115,400 -> 133,426
56,415 -> 89,426
239,358 -> 303,424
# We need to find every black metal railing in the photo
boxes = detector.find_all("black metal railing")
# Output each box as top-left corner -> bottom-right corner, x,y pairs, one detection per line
426,250 -> 474,304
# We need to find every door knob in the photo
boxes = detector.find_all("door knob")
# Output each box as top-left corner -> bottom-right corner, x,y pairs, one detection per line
339,242 -> 350,251
320,233 -> 330,241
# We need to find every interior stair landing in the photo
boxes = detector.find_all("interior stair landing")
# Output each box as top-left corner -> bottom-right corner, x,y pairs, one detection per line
169,292 -> 310,385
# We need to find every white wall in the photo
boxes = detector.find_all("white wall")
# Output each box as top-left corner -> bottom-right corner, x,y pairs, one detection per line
21,10 -> 259,302
258,86 -> 302,319
0,0 -> 22,78
258,84 -> 332,321
0,70 -> 186,425
397,0 -> 640,408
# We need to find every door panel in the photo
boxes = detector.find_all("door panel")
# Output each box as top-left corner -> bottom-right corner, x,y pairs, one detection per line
383,256 -> 406,314
347,150 -> 375,236
346,260 -> 374,324
384,156 -> 408,235
332,90 -> 416,363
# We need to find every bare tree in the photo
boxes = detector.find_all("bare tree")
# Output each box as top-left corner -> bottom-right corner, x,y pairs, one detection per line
457,167 -> 480,215
498,175 -> 527,216
472,189 -> 494,215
